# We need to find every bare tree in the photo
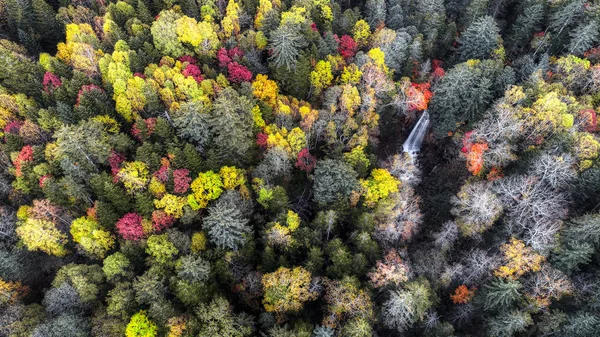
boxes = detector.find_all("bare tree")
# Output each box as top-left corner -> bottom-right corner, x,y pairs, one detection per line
530,153 -> 576,190
451,181 -> 503,237
493,175 -> 569,253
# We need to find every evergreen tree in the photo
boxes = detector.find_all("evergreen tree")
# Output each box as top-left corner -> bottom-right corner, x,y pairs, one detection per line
458,15 -> 502,62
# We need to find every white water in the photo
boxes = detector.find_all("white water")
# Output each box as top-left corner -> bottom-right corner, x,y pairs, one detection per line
403,111 -> 430,155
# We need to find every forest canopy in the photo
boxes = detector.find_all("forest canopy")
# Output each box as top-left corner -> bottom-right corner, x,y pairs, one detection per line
1,0 -> 600,336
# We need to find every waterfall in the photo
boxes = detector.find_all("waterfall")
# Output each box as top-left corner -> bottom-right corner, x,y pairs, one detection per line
403,111 -> 430,156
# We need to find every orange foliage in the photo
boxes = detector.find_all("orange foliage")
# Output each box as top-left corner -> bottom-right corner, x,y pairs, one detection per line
405,82 -> 432,111
0,278 -> 29,305
466,143 -> 488,176
451,285 -> 475,304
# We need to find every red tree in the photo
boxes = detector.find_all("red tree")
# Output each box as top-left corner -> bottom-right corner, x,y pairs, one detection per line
295,148 -> 316,172
116,213 -> 145,241
227,62 -> 252,83
338,35 -> 357,60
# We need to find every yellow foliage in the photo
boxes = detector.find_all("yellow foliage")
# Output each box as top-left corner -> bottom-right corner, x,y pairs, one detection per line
219,166 -> 246,189
360,168 -> 400,207
154,194 -> 187,218
495,238 -> 545,280
339,64 -> 362,85
191,231 -> 207,253
353,20 -> 371,47
262,266 -> 318,313
252,74 -> 279,107
118,161 -> 150,194
189,171 -> 224,209
310,60 -> 333,94
287,127 -> 307,156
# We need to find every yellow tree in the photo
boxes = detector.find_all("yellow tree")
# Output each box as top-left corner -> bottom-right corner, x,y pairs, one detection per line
252,74 -> 279,108
360,168 -> 400,207
221,0 -> 241,38
495,238 -> 545,280
353,20 -> 371,48
189,171 -> 224,210
70,216 -> 115,259
310,60 -> 333,95
262,266 -> 318,314
16,218 -> 69,257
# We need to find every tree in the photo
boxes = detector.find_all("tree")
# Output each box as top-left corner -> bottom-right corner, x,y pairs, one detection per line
42,283 -> 83,316
381,279 -> 435,332
458,16 -> 503,62
323,277 -> 374,329
450,182 -> 503,237
310,60 -> 334,95
103,252 -> 132,282
145,234 -> 179,265
126,311 -> 157,337
176,255 -> 211,283
31,314 -> 90,337
368,249 -> 410,288
365,0 -> 386,28
486,310 -> 532,337
482,277 -> 523,311
52,264 -> 104,303
116,213 -> 146,241
203,198 -> 251,250
359,168 -> 400,207
70,216 -> 115,259
569,21 -> 600,56
262,266 -> 318,314
189,171 -> 224,210
494,238 -> 544,280
428,60 -> 503,137
195,297 -> 253,337
313,159 -> 359,205
269,24 -> 307,70
16,218 -> 69,257
209,88 -> 255,165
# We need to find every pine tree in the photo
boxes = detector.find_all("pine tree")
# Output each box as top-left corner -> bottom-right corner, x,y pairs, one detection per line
506,0 -> 545,52
568,21 -> 600,56
365,0 -> 386,28
386,0 -> 404,30
203,199 -> 251,250
458,15 -> 502,62
269,24 -> 308,70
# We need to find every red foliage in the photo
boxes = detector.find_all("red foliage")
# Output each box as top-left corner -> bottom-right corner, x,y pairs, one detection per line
295,148 -> 317,172
461,131 -> 488,176
116,213 -> 145,241
131,118 -> 157,140
256,133 -> 268,149
182,64 -> 204,83
173,168 -> 191,194
42,72 -> 61,92
311,22 -> 318,32
579,109 -> 597,132
75,84 -> 104,107
432,59 -> 445,79
108,151 -> 126,181
338,35 -> 358,60
4,120 -> 23,135
178,55 -> 197,64
133,72 -> 146,79
39,174 -> 51,188
14,145 -> 34,177
152,210 -> 175,232
217,48 -> 231,68
486,167 -> 504,181
228,47 -> 244,60
451,285 -> 476,304
227,62 -> 252,83
153,165 -> 170,183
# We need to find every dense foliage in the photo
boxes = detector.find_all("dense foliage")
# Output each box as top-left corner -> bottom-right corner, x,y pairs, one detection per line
1,0 -> 600,336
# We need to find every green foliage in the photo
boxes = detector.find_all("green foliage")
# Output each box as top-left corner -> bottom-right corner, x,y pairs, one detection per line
313,159 -> 359,205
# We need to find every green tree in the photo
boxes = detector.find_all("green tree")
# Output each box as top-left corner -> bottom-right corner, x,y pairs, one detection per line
126,311 -> 157,337
458,16 -> 503,62
313,159 -> 359,205
203,199 -> 251,250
